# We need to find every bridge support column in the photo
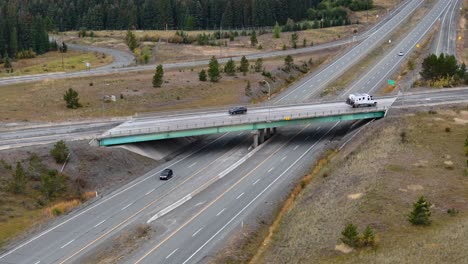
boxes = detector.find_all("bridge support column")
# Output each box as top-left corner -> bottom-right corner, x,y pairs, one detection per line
252,130 -> 259,148
266,128 -> 271,138
258,129 -> 265,144
273,127 -> 277,134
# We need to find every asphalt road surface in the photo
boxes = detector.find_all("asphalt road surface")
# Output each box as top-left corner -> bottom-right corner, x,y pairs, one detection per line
0,0 -> 464,263
341,0 -> 455,97
271,0 -> 424,104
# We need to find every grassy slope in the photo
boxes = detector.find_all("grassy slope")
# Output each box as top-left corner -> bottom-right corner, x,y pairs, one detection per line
0,51 -> 113,78
256,108 -> 468,263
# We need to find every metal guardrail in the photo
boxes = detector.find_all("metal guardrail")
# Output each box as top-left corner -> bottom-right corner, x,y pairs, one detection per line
101,106 -> 388,139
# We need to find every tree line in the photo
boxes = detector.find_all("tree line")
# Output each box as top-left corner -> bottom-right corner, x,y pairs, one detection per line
0,0 -> 373,33
0,0 -> 52,60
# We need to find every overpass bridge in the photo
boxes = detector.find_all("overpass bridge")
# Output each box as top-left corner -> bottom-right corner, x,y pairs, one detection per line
96,97 -> 397,147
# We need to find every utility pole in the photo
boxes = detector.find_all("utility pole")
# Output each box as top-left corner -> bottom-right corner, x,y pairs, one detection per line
263,79 -> 272,121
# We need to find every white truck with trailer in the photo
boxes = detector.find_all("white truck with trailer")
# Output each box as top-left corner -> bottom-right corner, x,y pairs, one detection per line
346,93 -> 377,108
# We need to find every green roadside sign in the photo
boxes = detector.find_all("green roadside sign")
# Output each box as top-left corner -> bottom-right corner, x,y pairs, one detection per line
388,79 -> 395,86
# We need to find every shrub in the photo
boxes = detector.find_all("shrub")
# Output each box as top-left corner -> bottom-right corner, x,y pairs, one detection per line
50,140 -> 69,163
40,169 -> 67,199
239,56 -> 249,75
254,58 -> 263,72
445,127 -> 451,132
63,88 -> 82,109
9,162 -> 27,194
199,69 -> 207,81
447,208 -> 459,216
152,64 -> 164,88
52,207 -> 62,216
408,196 -> 432,226
400,131 -> 407,143
208,56 -> 221,82
341,223 -> 359,247
360,225 -> 375,247
224,59 -> 236,76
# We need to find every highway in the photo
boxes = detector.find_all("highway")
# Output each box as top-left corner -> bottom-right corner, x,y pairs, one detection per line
0,120 -> 123,150
0,0 -> 464,263
271,0 -> 424,104
341,0 -> 456,97
0,1 -> 412,87
433,0 -> 461,55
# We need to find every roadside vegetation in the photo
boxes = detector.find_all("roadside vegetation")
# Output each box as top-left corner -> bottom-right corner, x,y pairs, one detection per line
0,51 -> 113,78
0,141 -> 90,248
213,107 -> 468,263
415,53 -> 468,87
0,140 -> 159,250
0,50 -> 335,122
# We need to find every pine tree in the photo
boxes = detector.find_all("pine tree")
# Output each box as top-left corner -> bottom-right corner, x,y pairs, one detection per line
9,27 -> 18,57
291,32 -> 298,49
63,88 -> 82,109
360,225 -> 375,247
152,64 -> 164,87
408,196 -> 432,225
341,223 -> 359,248
208,56 -> 221,82
239,56 -> 249,75
199,69 -> 207,81
4,53 -> 12,68
125,30 -> 138,52
273,21 -> 281,38
250,30 -> 258,47
224,58 -> 236,76
9,162 -> 27,194
50,140 -> 69,164
284,55 -> 294,71
254,58 -> 263,72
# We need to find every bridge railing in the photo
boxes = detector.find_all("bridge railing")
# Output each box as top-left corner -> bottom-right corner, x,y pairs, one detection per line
100,106 -> 388,139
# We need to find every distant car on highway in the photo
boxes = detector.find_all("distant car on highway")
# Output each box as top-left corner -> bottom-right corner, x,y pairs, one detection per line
160,168 -> 173,180
398,51 -> 404,56
228,106 -> 247,115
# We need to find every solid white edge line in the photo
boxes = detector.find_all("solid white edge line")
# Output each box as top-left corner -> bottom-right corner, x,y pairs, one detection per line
0,133 -> 229,260
182,122 -> 339,264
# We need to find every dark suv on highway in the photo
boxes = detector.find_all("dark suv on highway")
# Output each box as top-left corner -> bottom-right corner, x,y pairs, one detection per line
159,168 -> 173,180
228,106 -> 247,115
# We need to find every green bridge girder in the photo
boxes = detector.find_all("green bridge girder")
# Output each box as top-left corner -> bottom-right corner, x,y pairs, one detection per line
99,111 -> 385,146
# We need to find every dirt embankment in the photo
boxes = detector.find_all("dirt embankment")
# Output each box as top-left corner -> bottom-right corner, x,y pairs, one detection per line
0,141 -> 159,248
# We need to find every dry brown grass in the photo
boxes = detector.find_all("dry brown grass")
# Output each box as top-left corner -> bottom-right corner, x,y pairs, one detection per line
0,52 -> 335,122
0,51 -> 112,77
44,199 -> 81,216
64,24 -> 365,64
253,108 -> 468,264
